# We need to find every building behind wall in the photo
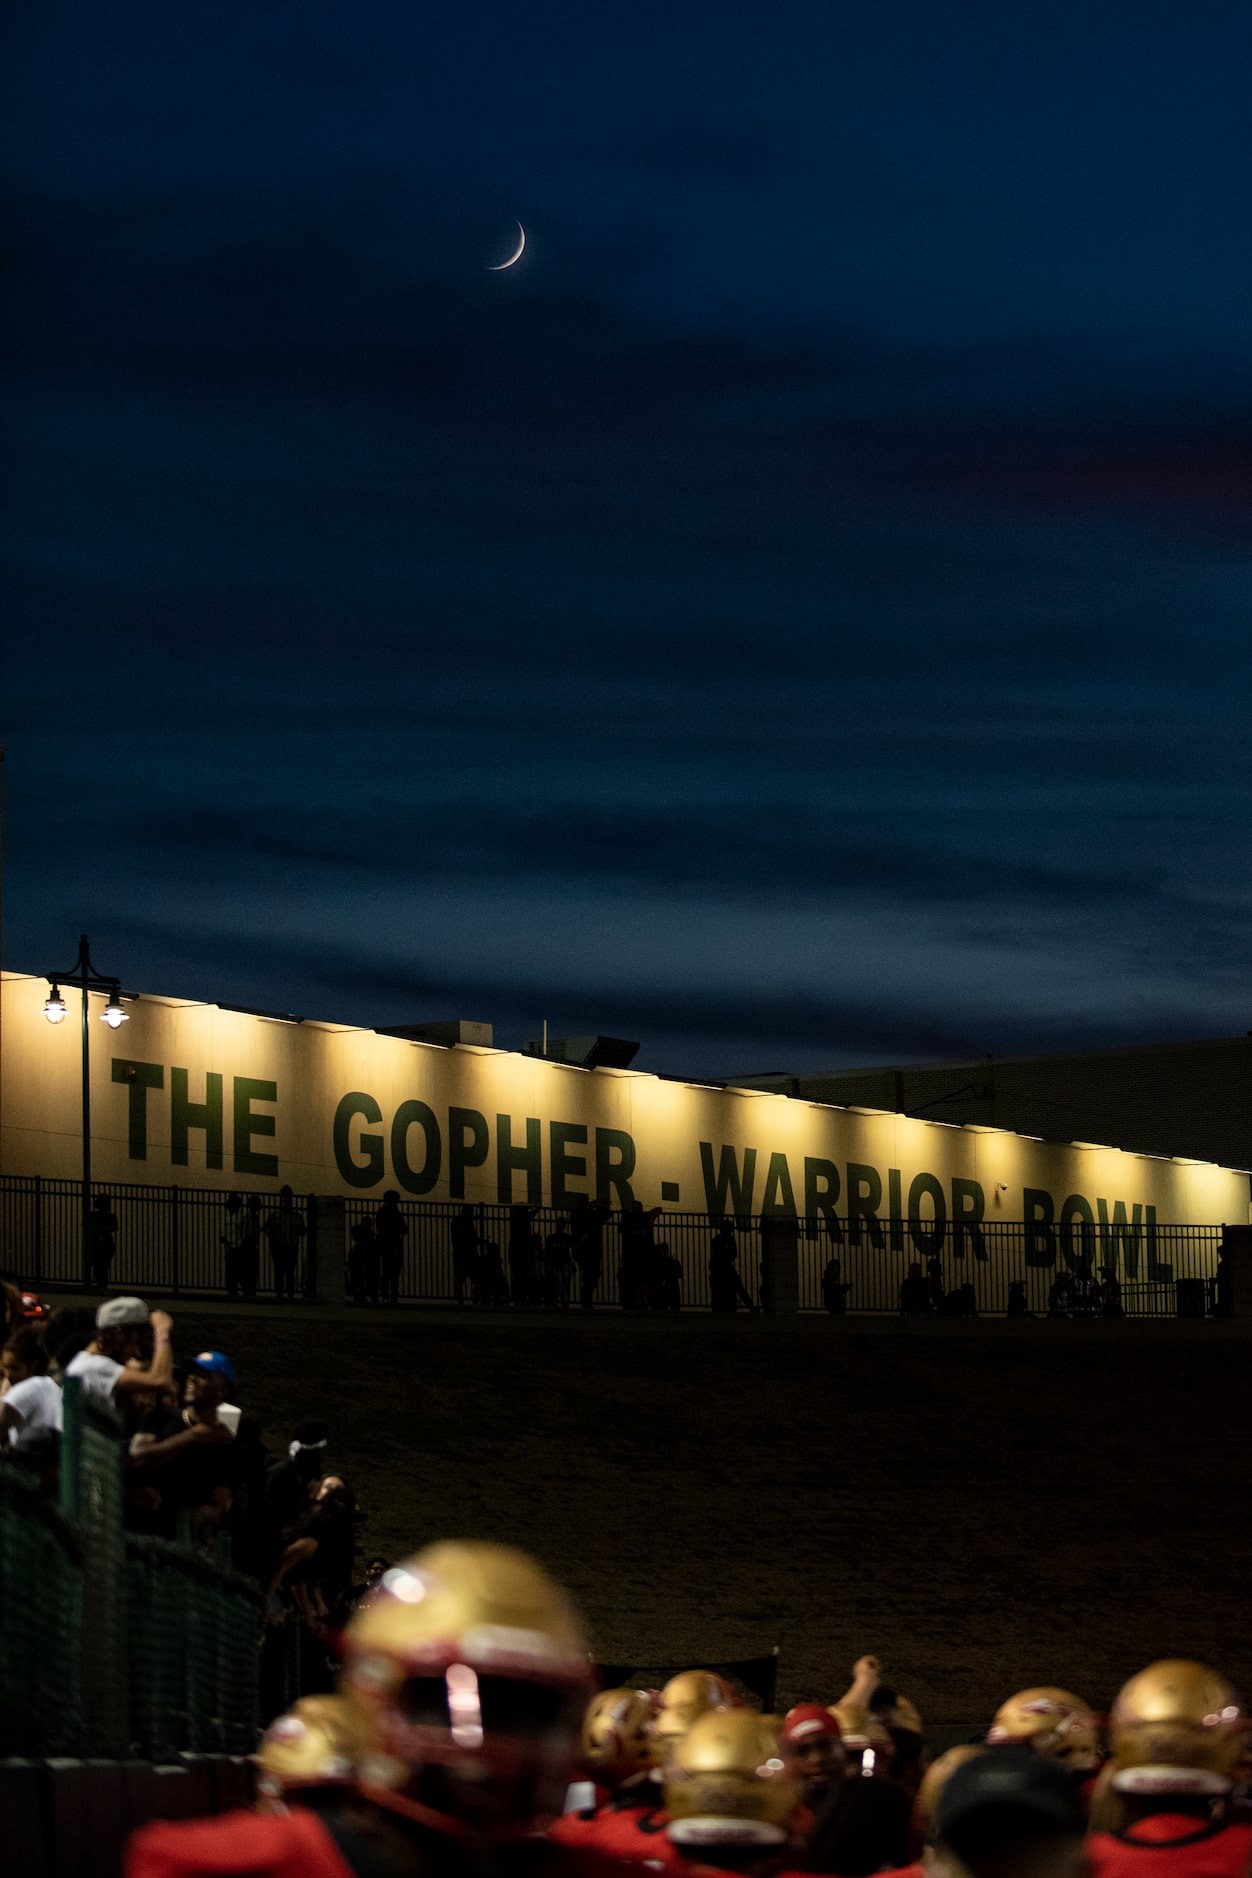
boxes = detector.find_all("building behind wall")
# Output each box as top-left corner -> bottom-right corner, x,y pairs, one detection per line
732,1036 -> 1252,1177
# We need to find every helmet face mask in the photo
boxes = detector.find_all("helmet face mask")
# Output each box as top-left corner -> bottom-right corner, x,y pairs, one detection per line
988,1689 -> 1102,1774
342,1542 -> 592,1835
254,1696 -> 369,1813
649,1671 -> 735,1767
581,1688 -> 655,1786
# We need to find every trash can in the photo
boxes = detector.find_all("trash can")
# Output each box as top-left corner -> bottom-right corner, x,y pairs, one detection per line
1176,1278 -> 1207,1319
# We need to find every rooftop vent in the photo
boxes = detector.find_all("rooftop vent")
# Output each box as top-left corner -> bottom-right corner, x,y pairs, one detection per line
525,1034 -> 639,1070
377,1020 -> 493,1047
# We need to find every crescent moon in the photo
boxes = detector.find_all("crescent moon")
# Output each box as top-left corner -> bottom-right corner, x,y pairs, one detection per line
488,221 -> 525,270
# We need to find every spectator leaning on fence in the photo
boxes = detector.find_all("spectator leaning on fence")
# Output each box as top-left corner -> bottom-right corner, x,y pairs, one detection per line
1,1325 -> 64,1446
127,1348 -> 240,1539
265,1418 -> 330,1552
63,1296 -> 175,1407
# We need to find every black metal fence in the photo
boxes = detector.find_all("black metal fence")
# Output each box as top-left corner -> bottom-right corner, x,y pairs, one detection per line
342,1199 -> 1222,1316
0,1172 -> 1226,1316
0,1174 -> 316,1296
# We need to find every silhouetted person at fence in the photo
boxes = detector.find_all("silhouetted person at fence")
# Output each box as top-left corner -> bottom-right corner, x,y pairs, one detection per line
1099,1265 -> 1125,1317
374,1191 -> 407,1305
709,1224 -> 754,1313
1212,1246 -> 1232,1317
451,1203 -> 480,1304
86,1192 -> 118,1290
926,1253 -> 945,1310
1007,1280 -> 1032,1317
508,1203 -> 539,1305
546,1222 -> 575,1308
222,1193 -> 249,1298
1048,1271 -> 1074,1317
619,1200 -> 661,1309
571,1198 -> 610,1308
347,1217 -> 380,1305
263,1187 -> 305,1300
1070,1258 -> 1098,1315
241,1194 -> 262,1297
477,1237 -> 508,1306
652,1241 -> 682,1312
899,1262 -> 931,1315
822,1256 -> 851,1314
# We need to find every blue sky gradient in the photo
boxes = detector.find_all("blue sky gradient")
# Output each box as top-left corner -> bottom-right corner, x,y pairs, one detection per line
4,2 -> 1252,1073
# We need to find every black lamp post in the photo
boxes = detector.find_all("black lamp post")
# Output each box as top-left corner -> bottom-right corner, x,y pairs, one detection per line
44,934 -> 128,1285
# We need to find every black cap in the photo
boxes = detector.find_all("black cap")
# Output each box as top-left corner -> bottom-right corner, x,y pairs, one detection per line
937,1749 -> 1085,1850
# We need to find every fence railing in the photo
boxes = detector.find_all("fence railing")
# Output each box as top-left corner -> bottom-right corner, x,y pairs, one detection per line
0,1172 -> 1226,1315
0,1173 -> 315,1297
0,1378 -> 262,1759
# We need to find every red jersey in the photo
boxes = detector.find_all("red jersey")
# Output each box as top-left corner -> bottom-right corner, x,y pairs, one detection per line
1088,1814 -> 1252,1878
125,1807 -> 355,1878
550,1803 -> 680,1868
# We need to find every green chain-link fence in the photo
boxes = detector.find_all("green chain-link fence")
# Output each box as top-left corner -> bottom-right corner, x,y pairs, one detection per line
0,1378 -> 262,1759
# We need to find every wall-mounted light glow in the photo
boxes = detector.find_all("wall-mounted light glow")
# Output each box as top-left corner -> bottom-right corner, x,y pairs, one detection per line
101,989 -> 128,1029
43,984 -> 67,1024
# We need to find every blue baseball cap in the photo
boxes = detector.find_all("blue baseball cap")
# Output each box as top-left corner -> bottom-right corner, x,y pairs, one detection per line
190,1350 -> 237,1389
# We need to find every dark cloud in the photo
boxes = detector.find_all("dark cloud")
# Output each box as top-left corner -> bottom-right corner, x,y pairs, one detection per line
100,914 -> 1239,1076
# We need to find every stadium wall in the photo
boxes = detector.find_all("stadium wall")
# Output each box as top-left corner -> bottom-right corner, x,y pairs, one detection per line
1,973 -> 1247,1233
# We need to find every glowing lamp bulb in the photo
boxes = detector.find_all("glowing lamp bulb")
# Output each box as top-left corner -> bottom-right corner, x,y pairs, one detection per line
101,990 -> 128,1029
44,985 -> 67,1024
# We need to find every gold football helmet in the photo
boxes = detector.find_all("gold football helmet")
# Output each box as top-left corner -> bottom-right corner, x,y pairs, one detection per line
665,1709 -> 801,1849
254,1696 -> 367,1810
916,1746 -> 984,1835
1110,1660 -> 1245,1794
649,1669 -> 735,1765
829,1702 -> 893,1774
581,1688 -> 655,1786
987,1687 -> 1101,1772
341,1541 -> 592,1827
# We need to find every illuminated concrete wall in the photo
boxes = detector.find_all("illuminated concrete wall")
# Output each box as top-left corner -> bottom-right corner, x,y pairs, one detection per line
1,972 -> 1247,1234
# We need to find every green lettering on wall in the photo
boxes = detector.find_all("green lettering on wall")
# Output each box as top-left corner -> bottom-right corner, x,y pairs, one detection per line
333,1092 -> 384,1188
846,1163 -> 885,1249
1097,1196 -> 1143,1279
111,1059 -> 164,1160
233,1077 -> 278,1178
951,1177 -> 987,1260
1059,1193 -> 1097,1273
595,1128 -> 636,1207
392,1099 -> 441,1195
760,1151 -> 797,1217
497,1114 -> 542,1204
550,1121 -> 588,1209
170,1067 -> 224,1169
907,1170 -> 947,1256
448,1107 -> 490,1199
1145,1203 -> 1170,1280
888,1167 -> 905,1251
699,1143 -> 757,1216
1023,1187 -> 1056,1267
803,1158 -> 843,1241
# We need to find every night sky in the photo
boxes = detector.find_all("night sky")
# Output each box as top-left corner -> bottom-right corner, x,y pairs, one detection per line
4,4 -> 1252,1077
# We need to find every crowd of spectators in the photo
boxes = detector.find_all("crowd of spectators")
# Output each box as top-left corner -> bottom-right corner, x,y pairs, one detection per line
0,1282 -> 374,1650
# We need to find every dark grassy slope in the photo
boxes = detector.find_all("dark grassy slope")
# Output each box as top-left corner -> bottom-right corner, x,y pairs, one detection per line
169,1308 -> 1249,1722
